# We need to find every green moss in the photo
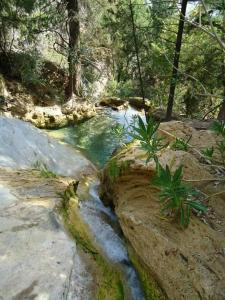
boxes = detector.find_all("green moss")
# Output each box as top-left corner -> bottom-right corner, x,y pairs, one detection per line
59,188 -> 125,300
128,246 -> 166,300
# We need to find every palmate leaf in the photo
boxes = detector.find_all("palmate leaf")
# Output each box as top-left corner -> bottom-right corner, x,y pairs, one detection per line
211,120 -> 225,138
152,163 -> 207,228
187,200 -> 207,213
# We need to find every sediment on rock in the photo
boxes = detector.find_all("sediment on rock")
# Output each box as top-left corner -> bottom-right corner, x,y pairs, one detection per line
101,121 -> 225,300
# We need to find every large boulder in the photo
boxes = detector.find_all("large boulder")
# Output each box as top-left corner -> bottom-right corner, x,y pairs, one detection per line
0,116 -> 95,177
101,121 -> 225,300
0,168 -> 93,300
126,96 -> 151,110
99,96 -> 129,110
0,116 -> 97,299
23,101 -> 96,129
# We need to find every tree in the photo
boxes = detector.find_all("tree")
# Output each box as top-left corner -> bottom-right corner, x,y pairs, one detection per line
166,0 -> 188,121
65,0 -> 81,99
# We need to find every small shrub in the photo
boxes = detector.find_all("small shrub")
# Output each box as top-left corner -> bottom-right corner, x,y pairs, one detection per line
106,79 -> 135,98
107,158 -> 131,182
130,116 -> 168,163
33,161 -> 57,178
201,147 -> 214,160
152,163 -> 207,228
210,120 -> 225,165
171,136 -> 191,151
217,141 -> 225,164
211,120 -> 225,138
111,124 -> 127,145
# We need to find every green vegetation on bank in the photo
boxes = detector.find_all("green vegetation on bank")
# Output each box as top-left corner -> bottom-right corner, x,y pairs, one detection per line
59,182 -> 125,300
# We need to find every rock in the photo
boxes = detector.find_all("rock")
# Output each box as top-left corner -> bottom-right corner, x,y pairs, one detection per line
0,168 -> 93,300
159,121 -> 223,162
24,105 -> 68,129
0,74 -> 9,99
99,97 -> 129,110
23,102 -> 96,129
0,116 -> 95,177
0,116 -> 98,299
148,107 -> 179,121
101,121 -> 225,300
126,97 -> 151,110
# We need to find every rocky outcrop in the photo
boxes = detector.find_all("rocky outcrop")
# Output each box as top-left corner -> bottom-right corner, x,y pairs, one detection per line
0,117 -> 98,299
99,96 -> 152,111
126,97 -> 151,111
101,121 -> 225,300
0,168 -> 93,300
21,101 -> 96,129
0,75 -> 96,129
99,96 -> 129,110
0,116 -> 95,176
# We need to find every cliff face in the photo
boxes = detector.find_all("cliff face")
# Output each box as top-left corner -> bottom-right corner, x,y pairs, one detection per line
101,121 -> 225,300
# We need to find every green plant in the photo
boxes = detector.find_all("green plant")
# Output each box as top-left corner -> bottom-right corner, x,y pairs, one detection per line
152,163 -> 207,228
33,161 -> 57,178
201,147 -> 214,160
211,120 -> 225,138
211,120 -> 225,165
171,136 -> 191,151
111,124 -> 127,145
217,141 -> 225,164
131,116 -> 167,163
59,181 -> 79,210
107,158 -> 131,182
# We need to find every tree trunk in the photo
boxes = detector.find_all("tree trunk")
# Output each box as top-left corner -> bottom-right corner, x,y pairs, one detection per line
166,0 -> 188,121
66,0 -> 81,99
218,100 -> 225,120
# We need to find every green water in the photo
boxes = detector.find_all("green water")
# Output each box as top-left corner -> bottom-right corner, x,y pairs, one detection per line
48,108 -> 140,168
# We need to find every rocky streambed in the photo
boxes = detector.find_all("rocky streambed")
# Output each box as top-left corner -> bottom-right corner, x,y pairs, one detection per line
1,109 -> 225,300
0,115 -> 146,299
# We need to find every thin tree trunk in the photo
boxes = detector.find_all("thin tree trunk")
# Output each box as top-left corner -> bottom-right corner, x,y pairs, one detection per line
217,3 -> 225,121
66,0 -> 81,99
166,0 -> 188,121
129,0 -> 147,118
218,100 -> 225,120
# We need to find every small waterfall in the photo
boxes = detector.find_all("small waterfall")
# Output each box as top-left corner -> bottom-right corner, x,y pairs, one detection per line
79,181 -> 145,300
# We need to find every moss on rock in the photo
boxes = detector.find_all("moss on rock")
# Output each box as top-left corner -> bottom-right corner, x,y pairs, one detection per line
60,184 -> 125,300
128,246 -> 166,300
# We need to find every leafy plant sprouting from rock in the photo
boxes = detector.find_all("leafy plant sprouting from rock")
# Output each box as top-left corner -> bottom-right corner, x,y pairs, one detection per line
129,116 -> 207,228
171,136 -> 191,152
152,164 -> 207,228
107,158 -> 131,183
202,121 -> 225,165
131,116 -> 167,163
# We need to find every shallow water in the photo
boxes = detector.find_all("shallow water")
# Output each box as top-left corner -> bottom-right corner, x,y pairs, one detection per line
48,107 -> 146,299
80,181 -> 145,300
48,107 -> 143,168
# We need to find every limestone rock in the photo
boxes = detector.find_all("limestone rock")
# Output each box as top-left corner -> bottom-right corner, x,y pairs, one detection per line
0,116 -> 95,177
126,97 -> 151,110
23,102 -> 96,129
99,96 -> 129,110
0,168 -> 93,300
101,121 -> 225,300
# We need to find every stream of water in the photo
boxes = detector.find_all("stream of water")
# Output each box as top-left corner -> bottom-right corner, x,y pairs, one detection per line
48,107 -> 145,299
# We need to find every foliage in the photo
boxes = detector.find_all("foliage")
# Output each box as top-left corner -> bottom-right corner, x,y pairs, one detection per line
131,115 -> 167,162
152,163 -> 207,228
111,123 -> 127,145
211,121 -> 225,165
171,136 -> 191,152
107,158 -> 131,182
201,146 -> 214,160
106,79 -> 135,98
217,141 -> 225,164
33,161 -> 57,178
212,120 -> 225,138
